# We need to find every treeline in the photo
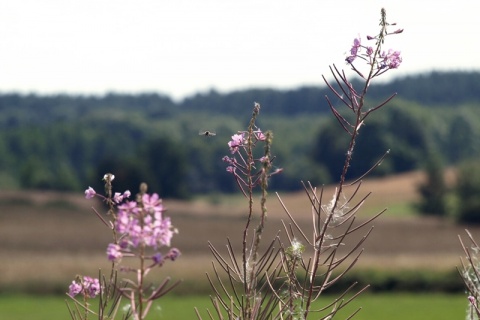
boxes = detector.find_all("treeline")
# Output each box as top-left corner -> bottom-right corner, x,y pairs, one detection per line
0,71 -> 479,197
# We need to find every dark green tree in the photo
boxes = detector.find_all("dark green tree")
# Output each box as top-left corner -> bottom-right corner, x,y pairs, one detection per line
141,137 -> 189,199
455,159 -> 480,224
416,153 -> 447,216
447,114 -> 477,163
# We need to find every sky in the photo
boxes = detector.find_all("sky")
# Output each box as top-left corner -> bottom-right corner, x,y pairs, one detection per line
0,0 -> 478,101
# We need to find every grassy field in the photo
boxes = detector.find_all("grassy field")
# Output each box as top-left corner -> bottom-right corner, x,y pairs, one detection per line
0,293 -> 469,319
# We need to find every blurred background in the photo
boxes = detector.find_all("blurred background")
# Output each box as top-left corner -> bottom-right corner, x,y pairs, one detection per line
1,1 -> 480,318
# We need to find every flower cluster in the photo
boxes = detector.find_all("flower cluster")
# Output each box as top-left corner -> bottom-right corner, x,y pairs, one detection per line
345,11 -> 403,77
380,49 -> 402,69
68,174 -> 182,318
68,276 -> 101,299
226,129 -> 266,155
110,193 -> 178,263
82,175 -> 180,266
227,133 -> 245,154
346,36 -> 402,71
223,128 -> 281,194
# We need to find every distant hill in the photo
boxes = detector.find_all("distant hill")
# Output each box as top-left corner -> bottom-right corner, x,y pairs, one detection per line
0,71 -> 479,125
368,70 -> 480,106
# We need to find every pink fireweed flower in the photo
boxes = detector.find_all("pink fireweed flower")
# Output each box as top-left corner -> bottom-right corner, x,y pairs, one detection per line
226,166 -> 236,174
109,193 -> 177,256
106,243 -> 123,261
116,209 -> 132,233
254,129 -> 266,141
350,38 -> 361,56
156,216 -> 175,247
68,276 -> 101,298
386,50 -> 402,69
142,193 -> 164,216
118,200 -> 138,215
366,46 -> 373,56
68,281 -> 82,298
380,49 -> 402,69
346,37 -> 362,63
113,192 -> 123,203
83,276 -> 101,298
228,133 -> 244,154
85,187 -> 96,199
112,190 -> 131,203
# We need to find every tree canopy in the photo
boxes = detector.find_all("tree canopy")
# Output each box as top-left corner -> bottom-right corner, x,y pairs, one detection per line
1,71 -> 479,196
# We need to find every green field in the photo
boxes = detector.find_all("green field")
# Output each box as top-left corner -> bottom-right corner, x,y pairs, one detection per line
0,293 -> 469,319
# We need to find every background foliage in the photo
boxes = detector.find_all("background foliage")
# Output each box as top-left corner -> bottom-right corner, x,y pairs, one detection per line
1,71 -> 480,197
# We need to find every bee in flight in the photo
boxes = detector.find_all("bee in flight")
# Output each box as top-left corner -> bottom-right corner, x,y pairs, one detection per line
199,130 -> 216,137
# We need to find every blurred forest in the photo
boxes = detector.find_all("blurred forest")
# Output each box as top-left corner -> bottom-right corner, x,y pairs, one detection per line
0,71 -> 479,198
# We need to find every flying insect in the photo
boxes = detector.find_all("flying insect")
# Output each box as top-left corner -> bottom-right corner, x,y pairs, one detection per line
199,130 -> 216,137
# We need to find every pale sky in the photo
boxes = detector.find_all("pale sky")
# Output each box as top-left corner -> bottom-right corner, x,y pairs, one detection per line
0,0 -> 478,100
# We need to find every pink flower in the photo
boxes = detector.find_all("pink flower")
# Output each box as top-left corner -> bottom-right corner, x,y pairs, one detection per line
380,49 -> 402,69
350,38 -> 361,56
142,193 -> 164,215
68,276 -> 101,298
68,281 -> 82,298
118,201 -> 139,215
112,190 -> 131,203
84,187 -> 96,199
83,276 -> 101,298
228,133 -> 244,154
347,37 -> 362,63
113,192 -> 123,203
106,243 -> 123,261
113,192 -> 177,252
254,130 -> 266,141
387,50 -> 402,68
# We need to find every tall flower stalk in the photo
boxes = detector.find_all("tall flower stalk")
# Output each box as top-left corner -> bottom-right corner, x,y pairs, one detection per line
66,174 -> 181,320
199,8 -> 403,320
278,8 -> 403,319
204,102 -> 283,319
